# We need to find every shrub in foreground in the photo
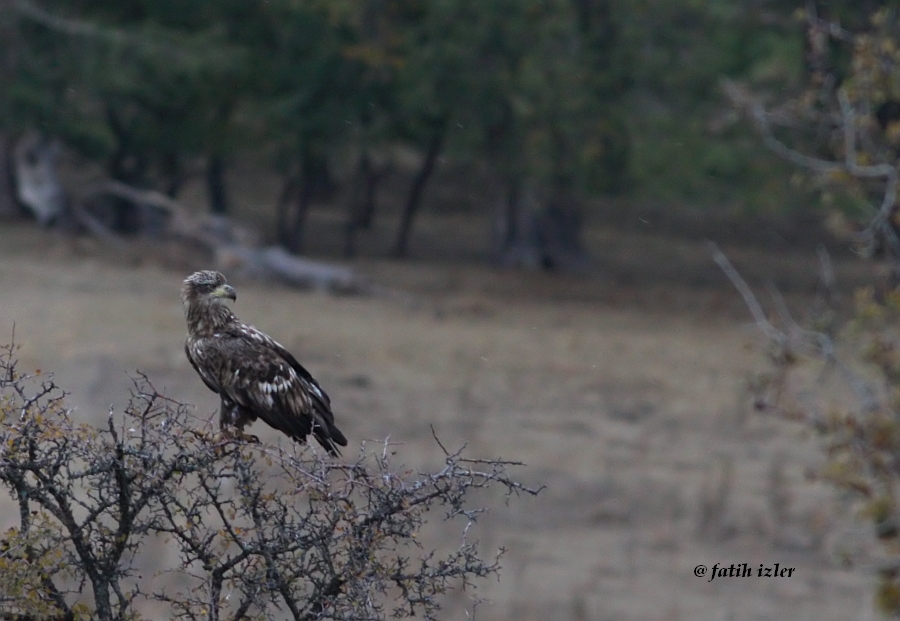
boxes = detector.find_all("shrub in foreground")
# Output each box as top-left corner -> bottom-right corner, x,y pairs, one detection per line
0,342 -> 540,621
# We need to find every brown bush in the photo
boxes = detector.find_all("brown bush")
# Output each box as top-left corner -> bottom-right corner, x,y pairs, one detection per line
0,342 -> 540,621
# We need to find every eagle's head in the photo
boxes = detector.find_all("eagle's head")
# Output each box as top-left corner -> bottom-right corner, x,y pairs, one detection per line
182,271 -> 237,334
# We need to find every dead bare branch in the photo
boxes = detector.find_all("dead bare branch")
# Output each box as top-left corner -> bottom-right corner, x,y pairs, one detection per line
708,242 -> 783,344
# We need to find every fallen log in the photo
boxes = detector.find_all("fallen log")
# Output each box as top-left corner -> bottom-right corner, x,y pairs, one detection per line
216,245 -> 369,293
75,180 -> 370,293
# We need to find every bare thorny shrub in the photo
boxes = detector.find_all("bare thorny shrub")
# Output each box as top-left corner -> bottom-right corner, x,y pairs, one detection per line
0,342 -> 541,621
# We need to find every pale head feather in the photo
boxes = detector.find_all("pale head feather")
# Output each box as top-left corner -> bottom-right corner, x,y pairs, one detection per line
182,270 -> 236,336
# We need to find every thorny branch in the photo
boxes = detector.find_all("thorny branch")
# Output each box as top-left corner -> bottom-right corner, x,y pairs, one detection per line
0,342 -> 540,621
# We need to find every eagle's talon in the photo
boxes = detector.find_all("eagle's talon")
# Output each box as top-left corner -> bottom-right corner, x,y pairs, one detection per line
218,428 -> 259,444
184,429 -> 217,444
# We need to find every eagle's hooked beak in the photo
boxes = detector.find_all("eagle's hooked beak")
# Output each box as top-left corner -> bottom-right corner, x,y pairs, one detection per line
213,284 -> 237,301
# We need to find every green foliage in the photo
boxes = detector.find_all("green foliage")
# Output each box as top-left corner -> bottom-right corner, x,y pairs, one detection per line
3,1 -> 260,190
735,7 -> 900,248
5,0 -> 864,229
4,0 -> 633,202
631,111 -> 808,212
0,342 -> 540,621
622,0 -> 811,211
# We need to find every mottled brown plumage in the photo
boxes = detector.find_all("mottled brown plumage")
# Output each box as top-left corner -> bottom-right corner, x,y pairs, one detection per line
181,270 -> 347,455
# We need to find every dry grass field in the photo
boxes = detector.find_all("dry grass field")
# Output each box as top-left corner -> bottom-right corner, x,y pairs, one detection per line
0,212 -> 886,620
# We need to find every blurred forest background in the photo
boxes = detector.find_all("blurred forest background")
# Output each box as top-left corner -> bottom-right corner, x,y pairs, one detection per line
8,1 -> 900,620
0,0 -> 882,264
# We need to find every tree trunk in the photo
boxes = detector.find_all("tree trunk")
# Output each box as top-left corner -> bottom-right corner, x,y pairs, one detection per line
104,106 -> 150,233
491,180 -> 588,272
358,157 -> 388,229
534,190 -> 589,272
286,151 -> 315,254
0,132 -> 18,218
490,176 -> 521,264
105,106 -> 147,186
206,154 -> 229,215
343,155 -> 367,258
161,151 -> 188,198
392,123 -> 445,258
275,174 -> 299,248
344,153 -> 389,257
502,177 -> 520,249
288,182 -> 313,254
491,179 -> 540,269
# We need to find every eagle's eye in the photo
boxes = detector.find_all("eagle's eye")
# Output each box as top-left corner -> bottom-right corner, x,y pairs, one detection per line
185,271 -> 226,294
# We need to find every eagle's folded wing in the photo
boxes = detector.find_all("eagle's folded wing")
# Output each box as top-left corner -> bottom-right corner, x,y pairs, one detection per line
201,324 -> 345,454
185,342 -> 221,395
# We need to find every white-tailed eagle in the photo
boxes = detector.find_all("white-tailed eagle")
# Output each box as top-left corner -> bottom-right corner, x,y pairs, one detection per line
181,270 -> 348,455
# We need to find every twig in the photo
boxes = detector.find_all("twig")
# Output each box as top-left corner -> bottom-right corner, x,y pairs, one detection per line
708,242 -> 783,344
430,425 -> 450,457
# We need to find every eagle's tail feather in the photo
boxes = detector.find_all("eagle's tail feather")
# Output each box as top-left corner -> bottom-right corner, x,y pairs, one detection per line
329,423 -> 348,447
313,429 -> 341,456
311,420 -> 348,457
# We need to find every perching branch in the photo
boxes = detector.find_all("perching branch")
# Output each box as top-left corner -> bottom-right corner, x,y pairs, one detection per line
0,341 -> 539,621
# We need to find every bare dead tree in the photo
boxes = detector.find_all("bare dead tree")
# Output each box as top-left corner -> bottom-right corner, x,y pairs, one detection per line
0,342 -> 541,621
